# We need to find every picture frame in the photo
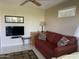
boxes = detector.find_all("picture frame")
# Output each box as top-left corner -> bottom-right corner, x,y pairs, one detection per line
5,16 -> 24,23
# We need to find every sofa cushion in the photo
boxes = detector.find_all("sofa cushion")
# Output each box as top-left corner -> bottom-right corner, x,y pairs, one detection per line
46,31 -> 63,44
57,37 -> 70,47
35,39 -> 56,49
35,39 -> 56,58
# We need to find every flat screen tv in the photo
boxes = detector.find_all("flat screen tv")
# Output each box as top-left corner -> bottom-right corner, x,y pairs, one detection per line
6,26 -> 24,36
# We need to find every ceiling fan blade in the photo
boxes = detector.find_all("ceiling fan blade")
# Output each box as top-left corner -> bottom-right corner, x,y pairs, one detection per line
31,0 -> 41,6
20,0 -> 29,6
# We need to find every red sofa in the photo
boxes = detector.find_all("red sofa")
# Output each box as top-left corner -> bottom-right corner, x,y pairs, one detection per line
35,31 -> 77,59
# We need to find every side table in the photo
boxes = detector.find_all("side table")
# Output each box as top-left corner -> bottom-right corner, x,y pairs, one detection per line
21,37 -> 31,46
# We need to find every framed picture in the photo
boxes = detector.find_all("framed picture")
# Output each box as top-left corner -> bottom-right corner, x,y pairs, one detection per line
5,16 -> 24,23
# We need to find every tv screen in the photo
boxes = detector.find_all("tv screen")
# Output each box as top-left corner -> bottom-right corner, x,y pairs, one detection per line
6,26 -> 24,36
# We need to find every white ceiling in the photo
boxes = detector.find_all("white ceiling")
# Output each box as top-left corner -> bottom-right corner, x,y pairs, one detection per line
0,0 -> 66,9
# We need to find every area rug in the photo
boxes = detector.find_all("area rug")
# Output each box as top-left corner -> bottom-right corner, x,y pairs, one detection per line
0,50 -> 38,59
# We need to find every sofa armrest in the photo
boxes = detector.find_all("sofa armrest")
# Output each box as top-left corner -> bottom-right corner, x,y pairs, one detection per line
54,44 -> 77,57
65,36 -> 77,45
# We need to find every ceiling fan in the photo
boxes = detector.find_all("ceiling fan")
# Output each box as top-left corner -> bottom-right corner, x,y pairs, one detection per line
20,0 -> 41,6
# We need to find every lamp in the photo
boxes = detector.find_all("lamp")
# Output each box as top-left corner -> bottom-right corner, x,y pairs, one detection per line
40,21 -> 46,32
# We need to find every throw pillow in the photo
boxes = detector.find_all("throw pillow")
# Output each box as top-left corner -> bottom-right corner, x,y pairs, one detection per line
38,32 -> 46,40
57,37 -> 70,47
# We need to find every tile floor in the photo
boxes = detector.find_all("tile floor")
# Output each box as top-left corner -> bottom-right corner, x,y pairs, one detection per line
0,44 -> 45,59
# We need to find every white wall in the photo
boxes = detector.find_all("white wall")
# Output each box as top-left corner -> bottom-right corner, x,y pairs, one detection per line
45,0 -> 79,36
0,6 -> 45,48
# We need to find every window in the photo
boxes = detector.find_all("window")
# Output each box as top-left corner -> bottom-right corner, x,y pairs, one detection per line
58,6 -> 76,18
